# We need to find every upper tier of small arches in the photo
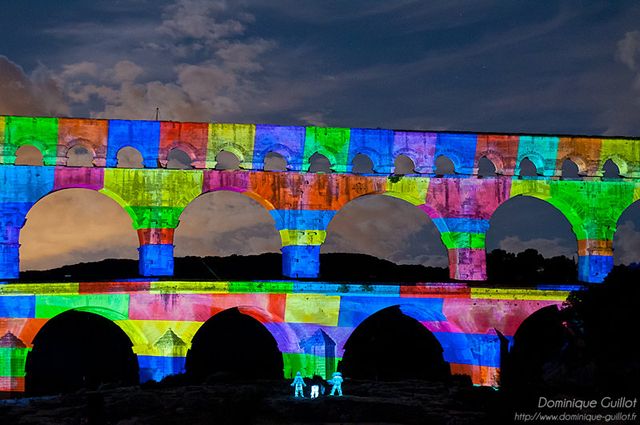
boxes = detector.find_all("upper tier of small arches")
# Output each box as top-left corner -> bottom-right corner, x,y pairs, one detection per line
1,116 -> 639,178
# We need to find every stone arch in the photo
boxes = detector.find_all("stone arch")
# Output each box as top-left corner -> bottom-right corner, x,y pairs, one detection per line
214,150 -> 241,170
517,154 -> 544,176
477,155 -> 498,177
263,151 -> 288,171
338,304 -> 450,380
236,305 -> 298,356
501,304 -> 569,389
116,146 -> 144,168
322,193 -> 449,274
163,142 -> 198,168
613,199 -> 640,265
25,306 -> 141,393
214,143 -> 246,168
166,147 -> 194,169
174,189 -> 281,259
560,157 -> 581,179
393,154 -> 416,174
20,187 -> 139,272
185,307 -> 284,379
477,151 -> 505,175
434,154 -> 456,175
308,152 -> 333,173
600,155 -> 628,177
57,139 -> 97,167
259,144 -> 297,169
559,155 -> 587,176
351,152 -> 375,174
14,145 -> 44,166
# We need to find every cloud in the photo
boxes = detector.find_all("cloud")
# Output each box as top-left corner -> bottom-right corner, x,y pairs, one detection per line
498,236 -> 575,258
617,31 -> 640,70
20,189 -> 138,270
614,220 -> 640,265
0,56 -> 69,116
322,195 -> 448,267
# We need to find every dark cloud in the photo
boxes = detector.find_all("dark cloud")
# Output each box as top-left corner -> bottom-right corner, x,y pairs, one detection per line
3,1 -> 640,269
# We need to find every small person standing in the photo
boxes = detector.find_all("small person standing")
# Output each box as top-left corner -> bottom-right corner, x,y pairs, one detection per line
309,375 -> 323,399
329,371 -> 343,396
291,371 -> 306,397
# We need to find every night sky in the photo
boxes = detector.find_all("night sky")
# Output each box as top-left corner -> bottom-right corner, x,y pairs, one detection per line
1,1 -> 640,271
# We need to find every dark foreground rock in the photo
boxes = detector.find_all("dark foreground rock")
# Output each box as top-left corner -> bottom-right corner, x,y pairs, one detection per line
0,379 -> 501,424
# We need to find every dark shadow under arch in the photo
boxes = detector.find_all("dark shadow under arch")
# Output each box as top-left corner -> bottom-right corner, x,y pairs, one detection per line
434,155 -> 455,176
185,308 -> 283,380
25,310 -> 139,395
393,154 -> 415,175
340,306 -> 450,380
519,157 -> 538,177
501,306 -> 571,390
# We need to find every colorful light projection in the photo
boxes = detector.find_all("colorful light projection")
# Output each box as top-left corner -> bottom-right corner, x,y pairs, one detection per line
0,115 -> 639,283
0,280 -> 570,393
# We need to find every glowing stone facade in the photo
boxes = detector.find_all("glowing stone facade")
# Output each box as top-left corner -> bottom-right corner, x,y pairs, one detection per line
0,280 -> 571,392
0,115 -> 638,394
1,115 -> 639,282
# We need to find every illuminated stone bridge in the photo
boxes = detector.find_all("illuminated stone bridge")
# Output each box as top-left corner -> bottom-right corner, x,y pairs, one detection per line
0,115 -> 638,394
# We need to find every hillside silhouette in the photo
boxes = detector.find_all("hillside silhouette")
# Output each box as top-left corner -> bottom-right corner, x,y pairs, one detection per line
18,249 -> 579,285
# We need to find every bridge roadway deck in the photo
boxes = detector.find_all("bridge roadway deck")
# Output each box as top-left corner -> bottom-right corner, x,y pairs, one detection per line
0,279 -> 577,394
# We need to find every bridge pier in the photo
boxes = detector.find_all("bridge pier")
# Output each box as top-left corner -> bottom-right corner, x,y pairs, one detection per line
137,228 -> 175,276
273,210 -> 336,279
577,239 -> 614,283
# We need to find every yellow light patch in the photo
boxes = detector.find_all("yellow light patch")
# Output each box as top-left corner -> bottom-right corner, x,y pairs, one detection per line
385,177 -> 430,205
284,293 -> 340,326
470,287 -> 570,301
279,229 -> 327,246
119,320 -> 203,355
0,282 -> 79,295
149,281 -> 230,294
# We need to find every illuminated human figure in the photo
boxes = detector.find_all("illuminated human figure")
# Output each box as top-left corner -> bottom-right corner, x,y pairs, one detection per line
310,384 -> 320,398
329,372 -> 343,396
291,371 -> 306,397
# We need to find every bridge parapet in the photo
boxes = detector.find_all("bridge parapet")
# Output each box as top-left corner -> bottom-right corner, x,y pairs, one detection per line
0,280 -> 574,394
2,115 -> 639,177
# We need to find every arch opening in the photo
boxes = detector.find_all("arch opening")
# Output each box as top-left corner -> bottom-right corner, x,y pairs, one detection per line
340,306 -> 450,380
15,145 -> 44,166
393,155 -> 415,175
116,147 -> 144,168
264,151 -> 287,171
434,155 -> 455,176
174,190 -> 281,279
215,150 -> 240,170
185,308 -> 283,380
486,196 -> 577,284
66,145 -> 94,167
519,157 -> 538,177
561,159 -> 580,179
25,310 -> 139,395
19,188 -> 138,276
613,200 -> 640,266
352,153 -> 374,174
321,195 -> 448,281
501,306 -> 572,391
602,159 -> 622,179
478,156 -> 497,177
308,152 -> 332,173
167,148 -> 192,169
